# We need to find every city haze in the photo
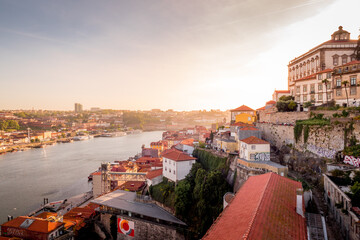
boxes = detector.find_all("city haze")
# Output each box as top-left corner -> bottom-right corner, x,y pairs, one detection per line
0,0 -> 359,111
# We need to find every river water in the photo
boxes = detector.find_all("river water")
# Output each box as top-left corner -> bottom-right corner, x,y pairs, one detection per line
0,131 -> 163,224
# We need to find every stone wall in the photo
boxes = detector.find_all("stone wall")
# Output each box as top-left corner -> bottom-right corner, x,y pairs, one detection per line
256,123 -> 294,149
257,121 -> 360,159
258,111 -> 309,124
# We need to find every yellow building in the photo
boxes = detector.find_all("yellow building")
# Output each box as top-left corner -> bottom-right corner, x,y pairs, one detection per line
230,105 -> 256,124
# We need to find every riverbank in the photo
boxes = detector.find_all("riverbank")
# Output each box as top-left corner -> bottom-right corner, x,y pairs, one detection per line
0,130 -> 144,156
0,131 -> 163,224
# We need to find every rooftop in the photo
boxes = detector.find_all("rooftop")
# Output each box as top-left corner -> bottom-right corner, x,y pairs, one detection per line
91,190 -> 186,225
240,136 -> 269,145
146,169 -> 163,180
1,216 -> 64,234
161,148 -> 196,162
230,105 -> 255,112
203,173 -> 306,240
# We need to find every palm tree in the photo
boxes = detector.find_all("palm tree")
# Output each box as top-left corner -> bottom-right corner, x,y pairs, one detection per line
342,80 -> 349,107
322,78 -> 330,104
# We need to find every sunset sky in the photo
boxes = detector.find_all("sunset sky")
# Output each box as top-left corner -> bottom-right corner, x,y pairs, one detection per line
0,0 -> 359,111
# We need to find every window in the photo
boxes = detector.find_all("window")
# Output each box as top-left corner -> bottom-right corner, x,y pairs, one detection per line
173,161 -> 175,166
296,96 -> 300,102
336,89 -> 342,96
251,145 -> 256,150
303,85 -> 307,92
336,78 -> 342,87
318,74 -> 322,80
169,168 -> 171,172
327,83 -> 331,90
327,72 -> 332,79
318,84 -> 323,91
333,56 -> 339,66
296,86 -> 300,93
342,55 -> 348,65
173,170 -> 175,174
318,93 -> 323,101
351,76 -> 357,86
310,84 -> 315,93
165,167 -> 167,171
350,87 -> 356,95
327,91 -> 332,100
250,154 -> 255,160
165,159 -> 167,163
303,95 -> 307,102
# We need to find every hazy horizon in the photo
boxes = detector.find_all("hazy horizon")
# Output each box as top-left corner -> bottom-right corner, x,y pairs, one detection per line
1,0 -> 359,111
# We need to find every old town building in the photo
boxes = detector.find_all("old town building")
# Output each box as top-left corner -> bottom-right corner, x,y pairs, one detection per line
288,26 -> 357,106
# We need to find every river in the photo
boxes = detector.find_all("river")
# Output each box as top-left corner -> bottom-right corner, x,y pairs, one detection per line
0,131 -> 163,224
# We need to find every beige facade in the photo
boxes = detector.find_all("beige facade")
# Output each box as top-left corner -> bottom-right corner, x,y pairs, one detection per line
288,26 -> 357,101
293,69 -> 334,106
239,141 -> 270,161
333,60 -> 360,107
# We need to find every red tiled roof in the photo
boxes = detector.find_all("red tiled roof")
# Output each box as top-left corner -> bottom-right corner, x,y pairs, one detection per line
92,171 -> 101,175
241,136 -> 269,145
118,181 -> 145,192
274,90 -> 290,93
239,127 -> 259,131
180,138 -> 194,146
266,100 -> 276,105
316,68 -> 333,74
203,173 -> 306,240
161,148 -> 196,161
340,60 -> 360,67
230,105 -> 255,112
146,169 -> 163,179
294,73 -> 317,82
1,216 -> 64,234
256,106 -> 266,111
35,212 -> 58,219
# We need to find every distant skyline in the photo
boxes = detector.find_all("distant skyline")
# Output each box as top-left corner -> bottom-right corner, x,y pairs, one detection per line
0,0 -> 359,111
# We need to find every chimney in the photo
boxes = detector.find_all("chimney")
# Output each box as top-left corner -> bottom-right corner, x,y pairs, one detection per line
296,188 -> 304,217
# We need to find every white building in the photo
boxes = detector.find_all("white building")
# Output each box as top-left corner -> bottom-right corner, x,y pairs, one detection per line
288,26 -> 358,106
239,136 -> 270,161
162,148 -> 196,182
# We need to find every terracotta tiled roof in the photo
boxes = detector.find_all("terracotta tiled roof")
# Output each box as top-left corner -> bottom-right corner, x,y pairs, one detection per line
180,138 -> 194,146
238,127 -> 259,131
203,173 -> 306,240
266,100 -> 276,105
146,169 -> 163,179
294,73 -> 317,82
256,106 -> 266,111
230,105 -> 255,112
118,181 -> 145,192
161,148 -> 196,161
1,216 -> 64,234
340,60 -> 360,67
316,68 -> 333,74
241,136 -> 269,145
274,90 -> 290,93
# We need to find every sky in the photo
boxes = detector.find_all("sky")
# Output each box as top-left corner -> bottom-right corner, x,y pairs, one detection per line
0,0 -> 359,111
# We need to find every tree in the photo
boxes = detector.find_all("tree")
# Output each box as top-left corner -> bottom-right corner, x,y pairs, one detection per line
174,181 -> 192,218
342,80 -> 349,107
322,78 -> 330,104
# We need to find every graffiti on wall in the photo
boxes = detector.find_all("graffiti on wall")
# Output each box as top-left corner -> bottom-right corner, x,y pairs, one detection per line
344,155 -> 360,167
306,144 -> 336,159
254,152 -> 270,161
